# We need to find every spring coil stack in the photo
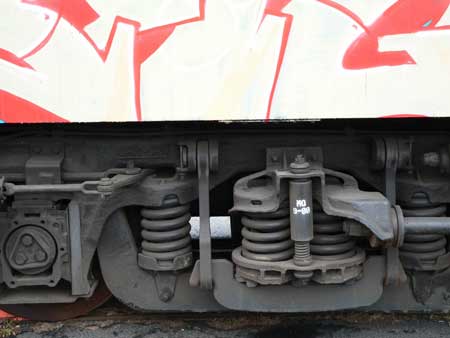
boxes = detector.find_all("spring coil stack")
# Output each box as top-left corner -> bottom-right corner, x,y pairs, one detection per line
310,207 -> 356,260
138,203 -> 193,270
400,195 -> 448,270
241,207 -> 294,262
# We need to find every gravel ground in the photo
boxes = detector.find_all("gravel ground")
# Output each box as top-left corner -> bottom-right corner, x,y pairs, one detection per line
4,311 -> 450,338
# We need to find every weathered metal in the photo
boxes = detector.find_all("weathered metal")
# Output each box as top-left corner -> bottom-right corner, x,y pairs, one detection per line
0,272 -> 111,321
211,257 -> 384,312
0,125 -> 450,318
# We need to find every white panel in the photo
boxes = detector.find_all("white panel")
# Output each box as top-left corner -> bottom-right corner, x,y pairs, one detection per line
1,0 -> 450,122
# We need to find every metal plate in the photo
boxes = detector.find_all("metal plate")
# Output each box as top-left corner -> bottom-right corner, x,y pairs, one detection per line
0,276 -> 111,321
97,209 -> 224,312
212,256 -> 385,312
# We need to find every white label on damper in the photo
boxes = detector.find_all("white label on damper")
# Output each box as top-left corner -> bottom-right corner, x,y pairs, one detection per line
293,199 -> 311,215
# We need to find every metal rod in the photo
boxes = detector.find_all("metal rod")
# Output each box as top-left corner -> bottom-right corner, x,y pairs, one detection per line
0,172 -> 108,183
6,183 -> 84,194
197,141 -> 213,290
289,179 -> 313,266
404,217 -> 450,234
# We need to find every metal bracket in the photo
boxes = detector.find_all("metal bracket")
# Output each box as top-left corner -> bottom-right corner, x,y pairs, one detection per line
2,168 -> 151,197
0,202 -> 69,289
232,166 -> 394,241
211,257 -> 384,312
372,137 -> 413,203
69,201 -> 93,296
184,140 -> 218,290
385,247 -> 407,286
154,272 -> 177,303
25,155 -> 64,185
197,141 -> 212,289
384,138 -> 398,204
378,138 -> 408,286
197,141 -> 219,290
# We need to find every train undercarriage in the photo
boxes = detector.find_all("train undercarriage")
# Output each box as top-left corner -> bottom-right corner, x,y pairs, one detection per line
1,120 -> 450,320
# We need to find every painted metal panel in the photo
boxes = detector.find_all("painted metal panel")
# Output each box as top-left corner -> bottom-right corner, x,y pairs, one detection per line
0,0 -> 449,123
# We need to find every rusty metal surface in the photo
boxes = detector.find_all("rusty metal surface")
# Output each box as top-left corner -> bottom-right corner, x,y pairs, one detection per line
0,276 -> 111,321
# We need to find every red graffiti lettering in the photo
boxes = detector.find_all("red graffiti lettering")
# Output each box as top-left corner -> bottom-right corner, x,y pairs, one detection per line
343,0 -> 450,69
263,0 -> 293,120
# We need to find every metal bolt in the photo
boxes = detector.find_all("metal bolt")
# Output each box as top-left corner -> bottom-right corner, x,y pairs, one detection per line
443,291 -> 450,304
35,250 -> 47,262
290,154 -> 310,172
293,270 -> 313,286
99,177 -> 113,186
423,152 -> 440,167
125,161 -> 141,175
14,253 -> 27,265
159,288 -> 173,302
21,235 -> 33,247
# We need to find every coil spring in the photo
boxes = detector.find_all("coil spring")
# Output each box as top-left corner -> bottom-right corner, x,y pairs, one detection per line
241,207 -> 294,262
140,203 -> 192,263
400,196 -> 447,265
310,208 -> 356,260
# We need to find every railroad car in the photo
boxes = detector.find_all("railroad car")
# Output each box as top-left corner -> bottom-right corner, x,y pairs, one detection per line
1,0 -> 450,320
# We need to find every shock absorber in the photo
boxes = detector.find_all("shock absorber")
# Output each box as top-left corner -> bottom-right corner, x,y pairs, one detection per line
232,154 -> 367,287
289,178 -> 314,282
311,206 -> 357,260
241,206 -> 293,262
400,194 -> 448,270
137,203 -> 193,271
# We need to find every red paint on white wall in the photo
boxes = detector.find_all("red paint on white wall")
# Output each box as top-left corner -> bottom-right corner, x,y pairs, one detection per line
343,0 -> 450,69
0,0 -> 449,122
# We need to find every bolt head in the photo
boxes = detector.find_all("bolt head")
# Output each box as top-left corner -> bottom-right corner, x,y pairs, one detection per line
423,152 -> 440,167
160,288 -> 173,302
295,154 -> 305,163
21,235 -> 33,247
290,154 -> 310,171
35,250 -> 47,262
14,253 -> 27,265
99,178 -> 113,186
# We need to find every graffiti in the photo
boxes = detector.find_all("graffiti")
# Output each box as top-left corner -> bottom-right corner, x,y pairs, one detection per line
343,0 -> 450,69
261,0 -> 292,120
0,0 -> 208,122
0,0 -> 450,123
21,0 -> 208,120
1,0 -> 293,122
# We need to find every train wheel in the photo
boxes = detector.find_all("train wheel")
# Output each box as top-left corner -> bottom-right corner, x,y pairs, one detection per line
0,273 -> 111,321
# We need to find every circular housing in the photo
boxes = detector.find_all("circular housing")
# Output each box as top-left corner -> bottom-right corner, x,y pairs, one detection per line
5,226 -> 57,275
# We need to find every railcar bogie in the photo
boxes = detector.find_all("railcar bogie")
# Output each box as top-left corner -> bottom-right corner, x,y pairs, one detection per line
0,121 -> 449,319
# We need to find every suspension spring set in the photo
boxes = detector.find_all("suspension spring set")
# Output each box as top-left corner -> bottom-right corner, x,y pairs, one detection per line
232,175 -> 366,287
400,195 -> 449,270
138,203 -> 193,271
310,207 -> 356,261
241,207 -> 293,262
